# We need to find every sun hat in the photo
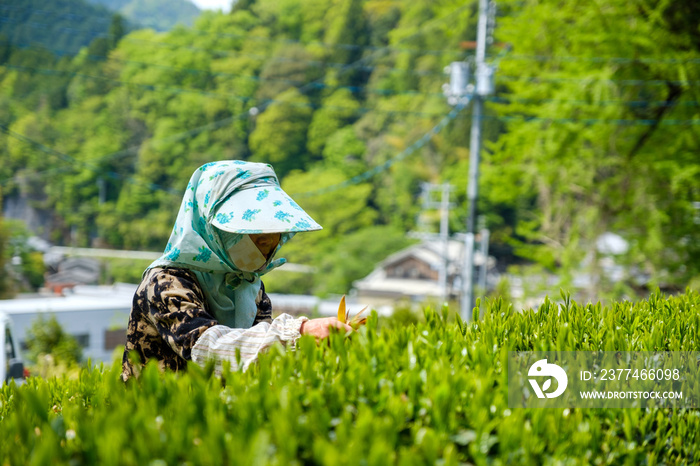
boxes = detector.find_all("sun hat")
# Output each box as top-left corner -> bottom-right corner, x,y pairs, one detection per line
211,182 -> 322,234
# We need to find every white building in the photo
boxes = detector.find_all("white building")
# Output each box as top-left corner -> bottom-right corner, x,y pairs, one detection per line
353,240 -> 495,306
0,284 -> 136,363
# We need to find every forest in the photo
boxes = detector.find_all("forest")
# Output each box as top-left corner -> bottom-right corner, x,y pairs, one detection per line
85,0 -> 202,31
0,0 -> 698,299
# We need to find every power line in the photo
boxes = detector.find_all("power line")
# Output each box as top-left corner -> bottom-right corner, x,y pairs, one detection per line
486,95 -> 700,108
7,4 -> 700,65
6,98 -> 695,198
4,34 -> 457,80
0,10 -> 469,58
486,113 -> 700,126
1,57 -> 446,99
9,57 -> 698,111
0,62 -> 449,189
120,37 -> 451,77
497,74 -> 700,86
1,63 -> 449,116
182,26 -> 470,58
500,54 -> 700,65
1,2 -> 471,197
0,123 -> 182,196
293,99 -> 469,197
0,105 -> 255,190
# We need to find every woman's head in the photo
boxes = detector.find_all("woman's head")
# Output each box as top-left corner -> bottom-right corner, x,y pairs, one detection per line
147,160 -> 321,328
151,160 -> 321,277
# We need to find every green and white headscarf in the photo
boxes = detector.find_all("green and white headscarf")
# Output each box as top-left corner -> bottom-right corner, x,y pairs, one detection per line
148,160 -> 322,329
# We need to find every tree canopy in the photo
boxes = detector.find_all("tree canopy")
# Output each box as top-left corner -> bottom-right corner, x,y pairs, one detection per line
86,0 -> 202,31
0,0 -> 697,298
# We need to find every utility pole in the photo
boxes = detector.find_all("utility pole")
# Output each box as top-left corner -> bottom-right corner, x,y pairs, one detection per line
478,220 -> 490,296
439,182 -> 451,301
459,0 -> 496,320
415,182 -> 454,302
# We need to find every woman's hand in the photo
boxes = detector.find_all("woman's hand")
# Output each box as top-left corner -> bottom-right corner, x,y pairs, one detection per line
300,317 -> 353,341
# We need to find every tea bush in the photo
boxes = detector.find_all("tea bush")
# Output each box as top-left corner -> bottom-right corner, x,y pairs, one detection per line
1,291 -> 698,465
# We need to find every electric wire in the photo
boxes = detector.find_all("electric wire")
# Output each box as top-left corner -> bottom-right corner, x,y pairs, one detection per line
7,41 -> 694,89
486,113 -> 700,126
486,95 -> 700,109
6,3 -> 700,64
6,61 -> 699,114
1,63 -> 449,116
496,74 -> 700,87
0,8 -> 469,57
0,2 -> 471,197
0,123 -> 182,195
120,37 -> 450,77
1,59 -> 447,99
293,99 -> 470,197
499,54 -> 700,65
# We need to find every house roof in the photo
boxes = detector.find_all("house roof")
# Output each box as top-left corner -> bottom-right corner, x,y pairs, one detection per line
353,239 -> 493,299
376,239 -> 487,270
352,268 -> 445,297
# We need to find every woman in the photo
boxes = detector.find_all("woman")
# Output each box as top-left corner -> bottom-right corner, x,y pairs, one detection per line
121,161 -> 351,381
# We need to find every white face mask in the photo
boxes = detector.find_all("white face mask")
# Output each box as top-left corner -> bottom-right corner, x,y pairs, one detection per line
226,234 -> 268,272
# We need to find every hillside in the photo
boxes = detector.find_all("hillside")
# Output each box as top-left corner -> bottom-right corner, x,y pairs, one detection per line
0,0 -> 698,299
0,0 -> 115,54
86,0 -> 201,31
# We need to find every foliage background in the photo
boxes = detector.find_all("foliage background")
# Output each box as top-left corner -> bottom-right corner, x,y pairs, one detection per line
0,0 -> 698,298
86,0 -> 201,31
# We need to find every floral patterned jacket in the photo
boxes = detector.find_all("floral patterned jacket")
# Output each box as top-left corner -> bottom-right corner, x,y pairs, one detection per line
121,267 -> 305,381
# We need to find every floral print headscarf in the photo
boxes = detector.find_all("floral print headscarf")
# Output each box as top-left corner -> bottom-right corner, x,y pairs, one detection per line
148,160 -> 321,328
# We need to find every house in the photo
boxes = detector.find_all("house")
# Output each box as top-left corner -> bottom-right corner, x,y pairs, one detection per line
44,257 -> 101,294
353,239 -> 495,306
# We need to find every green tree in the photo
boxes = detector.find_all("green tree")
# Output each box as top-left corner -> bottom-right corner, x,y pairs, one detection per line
490,0 -> 700,294
7,0 -> 698,298
249,89 -> 314,177
278,166 -> 379,295
307,89 -> 360,157
86,0 -> 201,31
255,43 -> 323,101
322,0 -> 368,87
0,189 -> 10,298
3,219 -> 47,291
25,315 -> 83,366
0,0 -> 115,53
321,127 -> 366,177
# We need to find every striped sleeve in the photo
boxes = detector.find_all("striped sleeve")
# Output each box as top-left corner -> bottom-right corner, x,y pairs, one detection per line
190,313 -> 308,375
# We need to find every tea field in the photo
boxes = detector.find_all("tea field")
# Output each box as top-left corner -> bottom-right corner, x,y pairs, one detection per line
1,291 -> 699,465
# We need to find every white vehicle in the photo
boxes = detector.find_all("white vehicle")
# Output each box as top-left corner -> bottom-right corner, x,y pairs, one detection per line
0,284 -> 136,366
1,311 -> 26,385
